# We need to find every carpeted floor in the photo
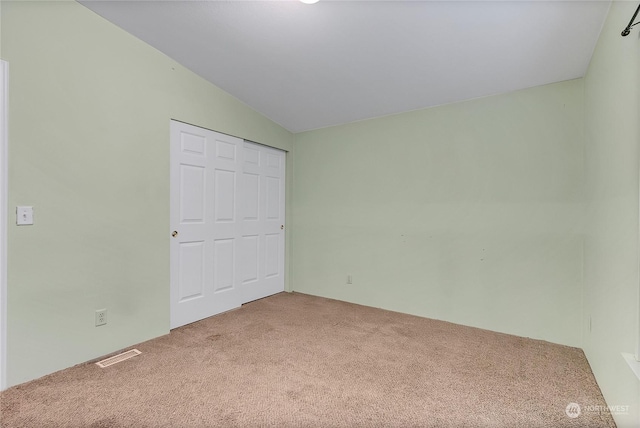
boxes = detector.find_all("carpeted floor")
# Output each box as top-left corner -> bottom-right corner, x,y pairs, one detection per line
0,292 -> 616,427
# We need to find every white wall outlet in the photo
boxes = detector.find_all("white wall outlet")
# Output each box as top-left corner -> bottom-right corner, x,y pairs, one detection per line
95,309 -> 107,327
347,275 -> 353,284
16,206 -> 33,226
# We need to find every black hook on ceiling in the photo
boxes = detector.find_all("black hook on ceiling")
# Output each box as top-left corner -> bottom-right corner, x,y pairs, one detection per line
621,3 -> 640,36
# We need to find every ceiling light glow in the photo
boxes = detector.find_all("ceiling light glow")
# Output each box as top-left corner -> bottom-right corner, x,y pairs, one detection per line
300,0 -> 320,4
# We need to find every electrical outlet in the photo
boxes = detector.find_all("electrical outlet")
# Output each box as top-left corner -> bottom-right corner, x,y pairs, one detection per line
95,309 -> 107,327
347,275 -> 353,284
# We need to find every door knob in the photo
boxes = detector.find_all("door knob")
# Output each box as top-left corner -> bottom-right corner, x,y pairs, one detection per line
172,231 -> 178,237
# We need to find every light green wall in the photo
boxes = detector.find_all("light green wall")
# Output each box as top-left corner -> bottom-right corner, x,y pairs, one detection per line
583,2 -> 640,427
293,80 -> 585,347
4,4 -> 639,423
1,1 -> 293,387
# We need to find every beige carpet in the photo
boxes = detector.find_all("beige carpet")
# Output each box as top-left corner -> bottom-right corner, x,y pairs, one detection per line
0,292 -> 615,427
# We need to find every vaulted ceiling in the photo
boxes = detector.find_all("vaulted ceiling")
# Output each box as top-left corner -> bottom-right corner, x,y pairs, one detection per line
80,1 -> 611,133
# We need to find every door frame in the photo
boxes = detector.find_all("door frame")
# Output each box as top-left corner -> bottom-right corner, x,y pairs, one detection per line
1,60 -> 9,390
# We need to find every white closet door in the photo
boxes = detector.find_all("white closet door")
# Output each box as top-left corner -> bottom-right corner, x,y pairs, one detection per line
170,121 -> 243,329
239,141 -> 285,303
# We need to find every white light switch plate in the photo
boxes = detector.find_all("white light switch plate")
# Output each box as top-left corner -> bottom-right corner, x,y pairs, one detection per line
16,206 -> 33,225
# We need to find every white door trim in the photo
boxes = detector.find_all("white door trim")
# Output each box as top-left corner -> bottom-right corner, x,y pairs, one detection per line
0,60 -> 9,390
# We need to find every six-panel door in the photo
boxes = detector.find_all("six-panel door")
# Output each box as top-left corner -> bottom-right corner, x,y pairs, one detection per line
170,121 -> 285,329
239,141 -> 285,304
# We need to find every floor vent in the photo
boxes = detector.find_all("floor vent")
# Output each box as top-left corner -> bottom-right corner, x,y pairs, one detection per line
96,349 -> 141,368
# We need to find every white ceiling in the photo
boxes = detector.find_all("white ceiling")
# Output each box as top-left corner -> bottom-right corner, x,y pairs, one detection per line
80,1 -> 611,133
